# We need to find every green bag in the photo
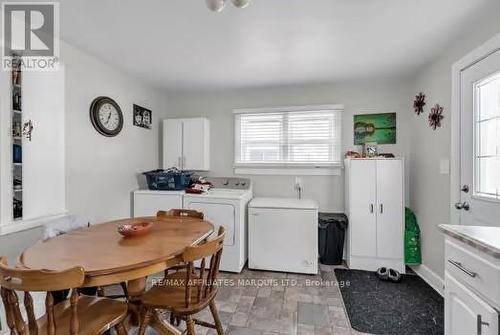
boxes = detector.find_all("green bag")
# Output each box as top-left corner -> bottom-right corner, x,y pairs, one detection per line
405,207 -> 422,265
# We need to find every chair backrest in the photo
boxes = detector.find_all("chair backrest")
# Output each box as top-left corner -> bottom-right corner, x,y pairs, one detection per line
0,257 -> 85,335
180,226 -> 225,308
157,209 -> 204,220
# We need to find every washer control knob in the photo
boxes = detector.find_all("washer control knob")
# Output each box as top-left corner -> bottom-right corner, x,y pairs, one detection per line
223,180 -> 229,186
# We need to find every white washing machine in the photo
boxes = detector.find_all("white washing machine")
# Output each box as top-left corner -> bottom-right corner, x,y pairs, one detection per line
183,177 -> 252,273
248,197 -> 319,274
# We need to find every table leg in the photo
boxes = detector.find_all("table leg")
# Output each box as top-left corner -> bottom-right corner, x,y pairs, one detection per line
126,277 -> 180,335
151,310 -> 182,335
127,277 -> 146,326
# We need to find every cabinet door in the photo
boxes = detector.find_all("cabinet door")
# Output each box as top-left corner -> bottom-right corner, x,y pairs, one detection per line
22,69 -> 65,220
376,159 -> 404,259
445,274 -> 499,335
349,160 -> 377,257
163,119 -> 183,169
182,118 -> 209,170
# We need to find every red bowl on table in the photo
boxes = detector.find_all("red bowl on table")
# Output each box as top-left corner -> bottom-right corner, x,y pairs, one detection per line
117,221 -> 153,237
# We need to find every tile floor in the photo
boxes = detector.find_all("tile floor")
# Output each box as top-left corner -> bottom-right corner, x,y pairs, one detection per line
139,263 -> 370,335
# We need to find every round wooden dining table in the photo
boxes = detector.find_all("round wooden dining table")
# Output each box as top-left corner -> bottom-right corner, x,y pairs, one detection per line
19,216 -> 214,335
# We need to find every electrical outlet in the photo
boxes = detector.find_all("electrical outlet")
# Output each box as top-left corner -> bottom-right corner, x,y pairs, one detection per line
294,177 -> 302,190
440,158 -> 450,175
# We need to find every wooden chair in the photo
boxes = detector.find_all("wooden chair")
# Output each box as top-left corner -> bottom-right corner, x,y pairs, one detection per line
157,209 -> 204,220
157,209 -> 207,280
0,257 -> 128,335
137,226 -> 225,335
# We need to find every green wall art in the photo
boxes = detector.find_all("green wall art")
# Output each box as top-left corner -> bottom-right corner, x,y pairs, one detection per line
353,112 -> 396,145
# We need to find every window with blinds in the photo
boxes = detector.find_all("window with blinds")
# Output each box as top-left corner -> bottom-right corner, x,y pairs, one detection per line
234,106 -> 342,168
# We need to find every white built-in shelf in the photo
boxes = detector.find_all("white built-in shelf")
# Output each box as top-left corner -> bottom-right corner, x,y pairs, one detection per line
13,109 -> 21,114
13,189 -> 22,192
13,136 -> 21,140
13,163 -> 22,167
13,83 -> 21,89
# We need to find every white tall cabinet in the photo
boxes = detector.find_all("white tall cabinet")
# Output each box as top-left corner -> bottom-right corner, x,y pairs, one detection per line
344,158 -> 405,273
163,117 -> 210,171
0,68 -> 66,235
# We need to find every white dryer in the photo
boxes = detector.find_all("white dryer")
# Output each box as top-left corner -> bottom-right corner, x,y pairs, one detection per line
183,178 -> 252,273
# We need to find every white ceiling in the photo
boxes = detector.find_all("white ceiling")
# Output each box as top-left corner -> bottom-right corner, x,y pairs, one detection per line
57,0 -> 487,90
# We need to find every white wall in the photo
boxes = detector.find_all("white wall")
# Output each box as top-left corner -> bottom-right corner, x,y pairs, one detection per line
63,42 -> 166,224
409,0 -> 500,280
163,79 -> 413,211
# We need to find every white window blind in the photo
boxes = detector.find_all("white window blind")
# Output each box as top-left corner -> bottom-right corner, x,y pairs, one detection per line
234,106 -> 342,168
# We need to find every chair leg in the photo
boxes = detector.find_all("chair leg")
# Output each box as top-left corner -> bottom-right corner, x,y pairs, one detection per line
138,307 -> 152,335
186,315 -> 196,335
170,312 -> 176,325
120,282 -> 128,299
115,322 -> 127,335
209,300 -> 224,335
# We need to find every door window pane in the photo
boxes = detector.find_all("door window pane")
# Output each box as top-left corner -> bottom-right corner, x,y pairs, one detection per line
478,119 -> 498,156
474,72 -> 500,199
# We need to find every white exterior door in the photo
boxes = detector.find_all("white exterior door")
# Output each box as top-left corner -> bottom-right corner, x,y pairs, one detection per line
445,275 -> 499,335
162,119 -> 182,169
22,69 -> 65,220
349,160 -> 377,257
459,50 -> 500,226
376,159 -> 404,259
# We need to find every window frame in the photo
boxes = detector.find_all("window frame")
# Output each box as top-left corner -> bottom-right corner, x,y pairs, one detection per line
233,104 -> 343,176
472,72 -> 500,202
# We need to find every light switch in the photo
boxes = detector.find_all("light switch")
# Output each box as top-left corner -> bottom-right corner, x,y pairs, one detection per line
440,158 -> 450,175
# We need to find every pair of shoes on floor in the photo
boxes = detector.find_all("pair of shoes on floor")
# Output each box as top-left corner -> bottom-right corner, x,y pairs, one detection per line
376,267 -> 401,282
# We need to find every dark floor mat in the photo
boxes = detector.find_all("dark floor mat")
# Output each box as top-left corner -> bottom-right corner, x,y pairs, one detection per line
335,269 -> 444,335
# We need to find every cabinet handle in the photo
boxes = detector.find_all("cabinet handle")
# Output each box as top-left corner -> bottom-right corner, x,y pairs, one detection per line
448,259 -> 477,278
177,156 -> 181,168
380,204 -> 384,213
477,315 -> 489,335
182,156 -> 186,169
370,204 -> 374,213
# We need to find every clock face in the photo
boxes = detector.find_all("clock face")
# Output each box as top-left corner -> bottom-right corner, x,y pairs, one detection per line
98,103 -> 120,131
90,97 -> 123,136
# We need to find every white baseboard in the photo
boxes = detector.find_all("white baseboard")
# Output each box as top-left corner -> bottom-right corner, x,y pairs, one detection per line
411,264 -> 444,296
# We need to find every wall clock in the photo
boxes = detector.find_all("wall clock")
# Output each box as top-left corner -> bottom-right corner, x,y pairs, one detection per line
89,96 -> 123,137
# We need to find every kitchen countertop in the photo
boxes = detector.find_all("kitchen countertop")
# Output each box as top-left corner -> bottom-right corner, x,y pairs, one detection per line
439,224 -> 500,259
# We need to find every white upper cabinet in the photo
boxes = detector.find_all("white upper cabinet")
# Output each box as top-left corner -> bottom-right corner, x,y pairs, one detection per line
163,117 -> 210,171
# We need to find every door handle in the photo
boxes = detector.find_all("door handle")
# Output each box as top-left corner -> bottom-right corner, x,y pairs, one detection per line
448,259 -> 477,278
454,202 -> 470,211
380,204 -> 384,214
477,314 -> 489,335
369,204 -> 374,213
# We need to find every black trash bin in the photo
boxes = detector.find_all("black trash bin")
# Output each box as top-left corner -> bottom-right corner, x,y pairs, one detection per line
318,213 -> 348,265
